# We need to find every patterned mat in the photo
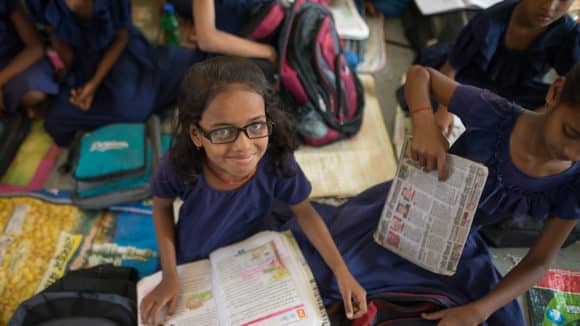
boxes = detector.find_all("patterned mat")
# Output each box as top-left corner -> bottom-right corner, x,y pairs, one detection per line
0,120 -> 61,193
0,193 -> 158,324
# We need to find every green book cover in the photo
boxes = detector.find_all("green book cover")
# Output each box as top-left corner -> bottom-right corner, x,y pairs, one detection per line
528,269 -> 580,326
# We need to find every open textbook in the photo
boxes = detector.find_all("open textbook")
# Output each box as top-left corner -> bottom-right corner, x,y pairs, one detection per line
137,231 -> 330,326
374,139 -> 488,276
414,0 -> 503,15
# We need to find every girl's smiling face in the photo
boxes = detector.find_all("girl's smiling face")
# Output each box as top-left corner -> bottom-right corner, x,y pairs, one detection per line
190,85 -> 269,181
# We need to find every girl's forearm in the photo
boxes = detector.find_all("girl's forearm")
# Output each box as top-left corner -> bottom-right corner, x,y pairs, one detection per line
193,0 -> 275,61
0,45 -> 44,86
476,217 -> 577,320
1,7 -> 45,86
295,212 -> 349,275
90,29 -> 128,87
475,256 -> 550,320
405,65 -> 433,111
197,29 -> 274,61
405,65 -> 458,111
152,204 -> 179,278
405,66 -> 439,133
440,61 -> 456,80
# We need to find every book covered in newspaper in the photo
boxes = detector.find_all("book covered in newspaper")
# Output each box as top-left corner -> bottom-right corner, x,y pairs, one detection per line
414,0 -> 503,16
374,139 -> 488,276
137,231 -> 330,326
527,269 -> 580,325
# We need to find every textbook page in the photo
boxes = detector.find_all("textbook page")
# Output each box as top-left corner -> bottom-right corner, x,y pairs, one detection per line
374,139 -> 488,276
210,231 -> 329,326
414,0 -> 503,15
137,260 -> 218,326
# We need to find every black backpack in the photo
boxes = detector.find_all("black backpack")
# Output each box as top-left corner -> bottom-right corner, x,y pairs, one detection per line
243,0 -> 365,146
0,112 -> 31,178
481,216 -> 580,248
9,264 -> 138,326
329,292 -> 453,326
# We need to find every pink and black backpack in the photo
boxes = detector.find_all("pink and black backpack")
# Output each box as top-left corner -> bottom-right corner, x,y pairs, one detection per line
242,0 -> 365,146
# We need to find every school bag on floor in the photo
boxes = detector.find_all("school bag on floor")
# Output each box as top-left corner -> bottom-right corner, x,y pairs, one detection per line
8,264 -> 138,326
481,216 -> 580,248
0,112 -> 31,178
65,115 -> 162,209
242,0 -> 365,146
330,292 -> 453,325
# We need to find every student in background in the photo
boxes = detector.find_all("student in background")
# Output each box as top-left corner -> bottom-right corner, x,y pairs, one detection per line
0,0 -> 58,117
139,56 -> 366,325
25,0 -> 203,146
279,61 -> 579,326
400,61 -> 580,325
402,0 -> 578,133
170,0 -> 277,63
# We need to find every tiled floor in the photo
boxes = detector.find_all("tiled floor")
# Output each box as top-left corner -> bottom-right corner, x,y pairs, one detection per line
373,16 -> 580,322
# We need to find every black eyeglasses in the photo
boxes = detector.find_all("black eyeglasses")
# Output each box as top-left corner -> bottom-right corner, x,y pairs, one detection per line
197,121 -> 274,144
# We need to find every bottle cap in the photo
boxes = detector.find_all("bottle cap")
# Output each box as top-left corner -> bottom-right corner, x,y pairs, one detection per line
163,3 -> 176,14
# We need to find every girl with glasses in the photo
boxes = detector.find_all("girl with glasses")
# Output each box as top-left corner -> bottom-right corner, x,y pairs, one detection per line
139,56 -> 366,325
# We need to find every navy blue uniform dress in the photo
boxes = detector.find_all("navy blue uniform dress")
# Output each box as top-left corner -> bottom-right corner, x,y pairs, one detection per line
151,89 -> 579,326
26,0 -> 203,146
448,1 -> 579,109
0,0 -> 58,113
398,0 -> 579,110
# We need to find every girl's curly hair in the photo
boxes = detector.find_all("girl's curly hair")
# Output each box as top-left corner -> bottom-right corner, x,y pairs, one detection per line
170,56 -> 297,181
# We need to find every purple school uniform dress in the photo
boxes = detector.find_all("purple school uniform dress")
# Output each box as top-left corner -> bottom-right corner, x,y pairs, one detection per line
151,153 -> 312,264
448,1 -> 579,109
25,0 -> 204,146
0,0 -> 58,113
398,0 -> 579,110
151,88 -> 578,326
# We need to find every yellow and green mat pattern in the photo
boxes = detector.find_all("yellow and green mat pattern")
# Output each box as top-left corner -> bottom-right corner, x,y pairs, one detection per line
0,195 -> 158,325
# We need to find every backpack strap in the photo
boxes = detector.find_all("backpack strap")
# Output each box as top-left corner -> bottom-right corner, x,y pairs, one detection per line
58,131 -> 83,175
44,264 -> 138,301
352,292 -> 454,326
9,265 -> 139,326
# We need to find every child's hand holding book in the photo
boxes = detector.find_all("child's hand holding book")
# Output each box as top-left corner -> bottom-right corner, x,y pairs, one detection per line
336,267 -> 367,319
410,106 -> 449,180
139,275 -> 180,326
